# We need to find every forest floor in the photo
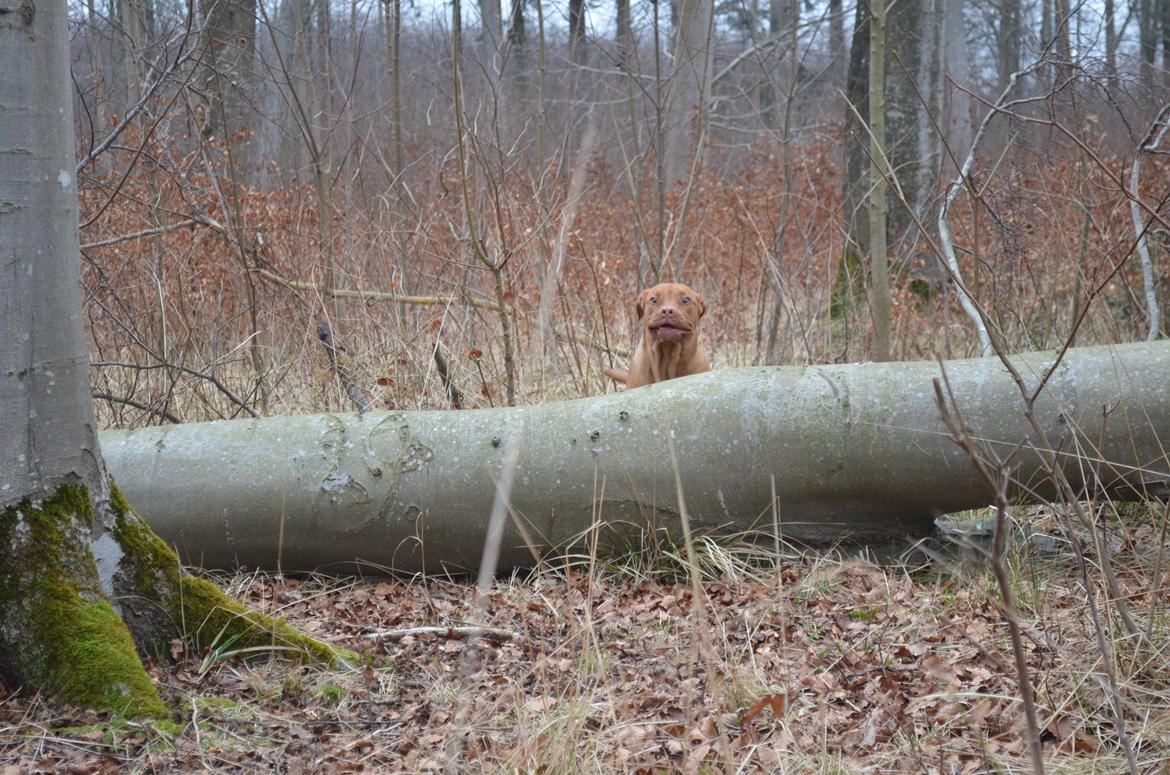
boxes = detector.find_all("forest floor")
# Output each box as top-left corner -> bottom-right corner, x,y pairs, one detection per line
2,512 -> 1168,774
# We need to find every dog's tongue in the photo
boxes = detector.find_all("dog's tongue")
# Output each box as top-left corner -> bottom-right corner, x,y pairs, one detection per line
652,325 -> 687,342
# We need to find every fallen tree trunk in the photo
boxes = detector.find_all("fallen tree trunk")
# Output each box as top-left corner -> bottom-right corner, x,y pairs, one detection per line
102,343 -> 1170,574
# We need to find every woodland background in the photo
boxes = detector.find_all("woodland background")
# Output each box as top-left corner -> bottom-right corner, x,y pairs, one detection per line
4,0 -> 1168,772
73,0 -> 1170,421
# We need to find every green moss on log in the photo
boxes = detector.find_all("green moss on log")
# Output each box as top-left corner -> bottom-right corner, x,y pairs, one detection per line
108,482 -> 356,668
0,485 -> 167,718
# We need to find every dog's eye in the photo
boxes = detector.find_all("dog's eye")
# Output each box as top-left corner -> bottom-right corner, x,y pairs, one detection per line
681,297 -> 691,305
649,296 -> 659,305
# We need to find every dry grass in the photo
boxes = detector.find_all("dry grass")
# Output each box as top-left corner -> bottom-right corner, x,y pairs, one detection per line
4,506 -> 1170,772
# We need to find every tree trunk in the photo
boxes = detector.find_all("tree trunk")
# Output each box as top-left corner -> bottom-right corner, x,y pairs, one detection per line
1139,0 -> 1157,86
760,0 -> 795,127
941,0 -> 971,155
884,0 -> 933,248
662,0 -> 715,186
833,0 -> 870,320
1054,0 -> 1072,81
479,0 -> 504,111
1162,0 -> 1170,90
1104,0 -> 1118,90
996,0 -> 1019,93
119,0 -> 154,109
839,0 -> 940,328
200,0 -> 257,168
829,0 -> 845,83
0,0 -> 350,718
535,0 -> 548,166
102,343 -> 1170,575
384,0 -> 404,180
505,0 -> 529,157
568,0 -> 586,66
616,0 -> 631,71
868,0 -> 892,361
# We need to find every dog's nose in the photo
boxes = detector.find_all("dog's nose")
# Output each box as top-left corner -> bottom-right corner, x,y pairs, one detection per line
660,306 -> 676,317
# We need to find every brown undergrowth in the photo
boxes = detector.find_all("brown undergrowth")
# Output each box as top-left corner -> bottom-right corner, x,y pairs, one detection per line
3,511 -> 1169,773
79,127 -> 1167,426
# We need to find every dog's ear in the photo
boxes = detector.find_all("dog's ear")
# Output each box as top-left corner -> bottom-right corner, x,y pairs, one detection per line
635,289 -> 651,320
693,290 -> 707,318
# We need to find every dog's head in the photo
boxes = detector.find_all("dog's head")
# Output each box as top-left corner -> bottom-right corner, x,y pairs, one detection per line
634,283 -> 706,343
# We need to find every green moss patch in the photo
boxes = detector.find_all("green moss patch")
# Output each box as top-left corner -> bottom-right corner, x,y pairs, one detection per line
108,481 -> 357,669
53,600 -> 169,717
0,484 -> 167,719
178,574 -> 357,667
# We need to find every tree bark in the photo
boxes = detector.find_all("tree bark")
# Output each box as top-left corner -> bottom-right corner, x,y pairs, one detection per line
200,0 -> 257,167
834,0 -> 870,319
384,0 -> 404,180
0,0 -> 350,718
884,0 -> 934,248
941,0 -> 971,155
102,343 -> 1170,576
868,0 -> 891,361
1054,0 -> 1071,81
478,0 -> 504,118
1162,0 -> 1170,90
829,0 -> 845,83
505,0 -> 528,156
996,0 -> 1019,93
1139,0 -> 1157,86
568,0 -> 586,66
662,0 -> 715,186
1104,0 -> 1118,90
118,0 -> 154,110
760,0 -> 795,126
838,0 -> 941,326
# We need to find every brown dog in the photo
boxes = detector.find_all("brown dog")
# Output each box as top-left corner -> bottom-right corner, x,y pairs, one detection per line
604,282 -> 711,389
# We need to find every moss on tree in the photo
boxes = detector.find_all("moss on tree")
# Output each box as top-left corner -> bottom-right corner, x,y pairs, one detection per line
0,484 -> 168,718
108,481 -> 356,668
0,481 -> 356,722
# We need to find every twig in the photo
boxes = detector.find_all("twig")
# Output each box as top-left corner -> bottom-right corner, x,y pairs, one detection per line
80,219 -> 201,250
932,373 -> 1045,775
92,391 -> 182,425
315,314 -> 371,413
86,295 -> 259,418
78,44 -> 202,230
365,625 -> 519,642
75,49 -> 195,174
667,438 -> 738,775
958,84 -> 1170,233
257,268 -> 630,358
255,267 -> 510,314
935,64 -> 1045,355
450,0 -> 518,406
1130,102 -> 1170,342
432,341 -> 464,409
